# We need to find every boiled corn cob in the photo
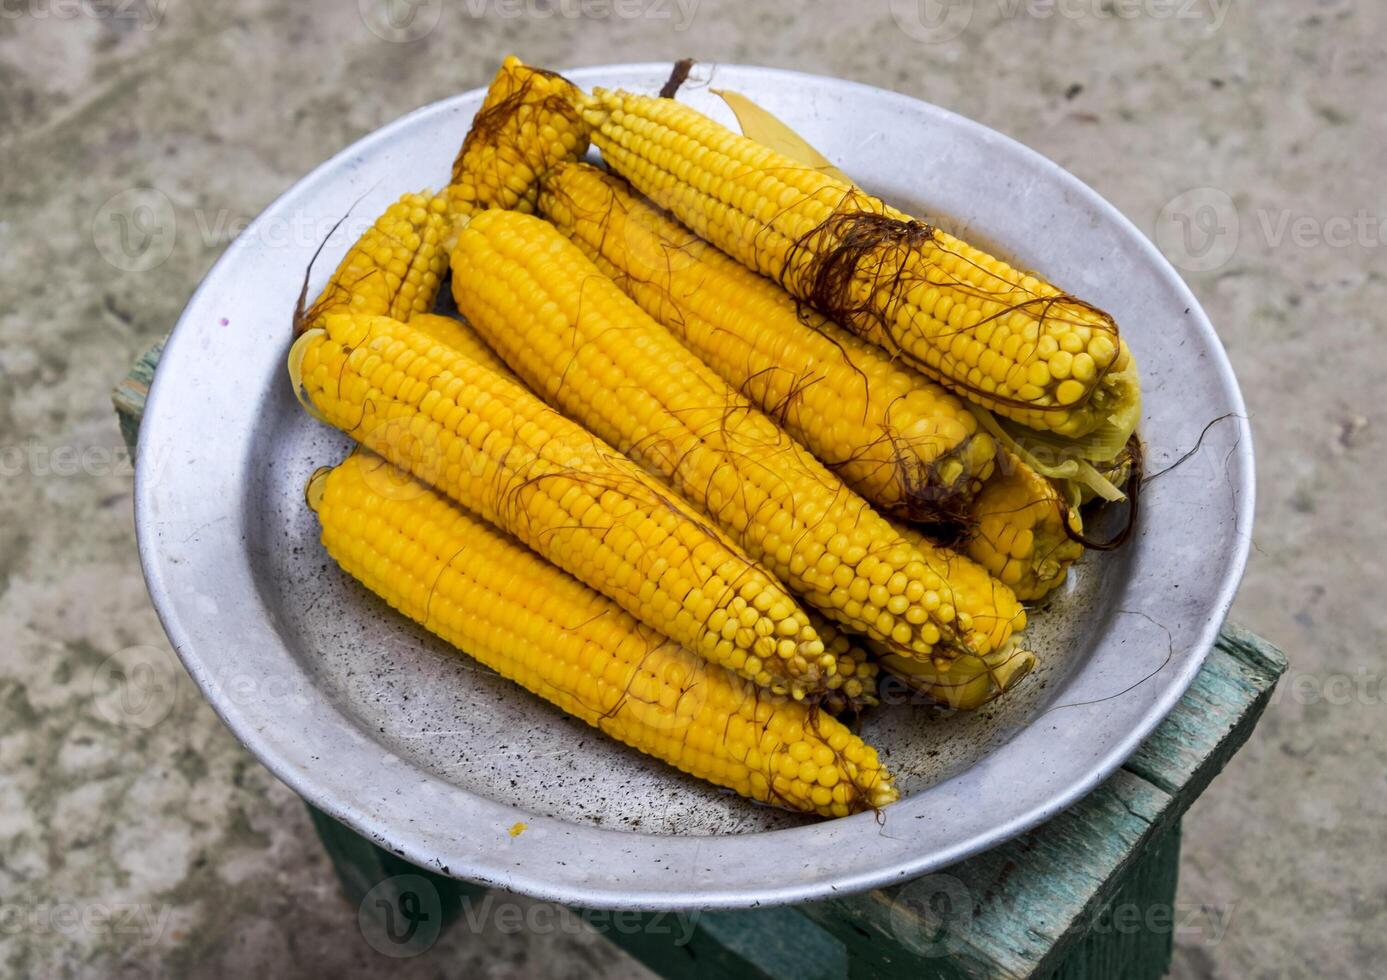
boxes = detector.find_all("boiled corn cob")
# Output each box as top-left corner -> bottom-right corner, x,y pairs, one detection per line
405,316 -> 886,708
539,162 -> 995,521
443,55 -> 590,237
290,312 -> 831,696
312,452 -> 896,816
417,301 -> 878,710
963,449 -> 1085,601
294,191 -> 449,337
575,88 -> 1139,437
451,209 -> 1026,664
875,641 -> 1036,711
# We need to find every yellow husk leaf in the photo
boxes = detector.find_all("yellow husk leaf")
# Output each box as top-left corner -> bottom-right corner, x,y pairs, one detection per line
968,404 -> 1127,503
712,89 -> 851,183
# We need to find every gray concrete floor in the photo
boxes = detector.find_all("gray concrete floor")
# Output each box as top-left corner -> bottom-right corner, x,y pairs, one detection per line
1,1 -> 1381,976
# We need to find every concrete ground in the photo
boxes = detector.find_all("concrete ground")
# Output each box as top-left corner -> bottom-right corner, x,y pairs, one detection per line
1,1 -> 1381,976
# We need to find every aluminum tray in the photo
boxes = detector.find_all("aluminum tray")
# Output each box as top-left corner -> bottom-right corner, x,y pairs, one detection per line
135,63 -> 1253,909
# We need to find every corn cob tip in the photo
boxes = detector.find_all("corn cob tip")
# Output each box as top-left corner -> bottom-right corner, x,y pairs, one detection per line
444,54 -> 591,235
996,645 -> 1036,690
867,778 -> 900,809
879,639 -> 1036,711
812,617 -> 882,716
292,189 -> 449,355
962,447 -> 1085,601
287,327 -> 330,425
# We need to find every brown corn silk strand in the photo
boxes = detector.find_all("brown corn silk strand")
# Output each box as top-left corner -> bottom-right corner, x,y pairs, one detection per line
536,164 -> 996,524
445,56 -> 590,222
781,203 -> 1121,419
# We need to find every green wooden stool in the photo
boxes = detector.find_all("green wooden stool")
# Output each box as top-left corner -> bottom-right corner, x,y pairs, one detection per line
116,345 -> 1285,979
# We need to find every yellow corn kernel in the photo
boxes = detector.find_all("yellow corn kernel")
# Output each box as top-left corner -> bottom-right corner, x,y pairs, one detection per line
312,453 -> 897,816
539,162 -> 995,520
576,88 -> 1139,437
964,449 -> 1085,601
295,191 -> 449,336
452,209 -> 1025,663
290,312 -> 827,696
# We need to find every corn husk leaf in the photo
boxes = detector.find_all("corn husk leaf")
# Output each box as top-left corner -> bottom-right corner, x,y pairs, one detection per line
713,89 -> 851,183
968,404 -> 1127,503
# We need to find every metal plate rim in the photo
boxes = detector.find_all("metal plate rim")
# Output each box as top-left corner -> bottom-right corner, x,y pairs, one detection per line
135,62 -> 1254,910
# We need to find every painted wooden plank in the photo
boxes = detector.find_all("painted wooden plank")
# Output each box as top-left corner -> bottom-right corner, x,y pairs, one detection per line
605,906 -> 847,980
1046,824 -> 1181,980
313,802 -> 844,978
797,770 -> 1174,979
307,805 -> 474,958
111,340 -> 163,454
1124,625 -> 1288,799
797,628 -> 1284,979
806,825 -> 1183,980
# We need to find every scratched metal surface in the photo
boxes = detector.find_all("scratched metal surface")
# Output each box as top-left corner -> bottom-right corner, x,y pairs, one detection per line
135,64 -> 1252,908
